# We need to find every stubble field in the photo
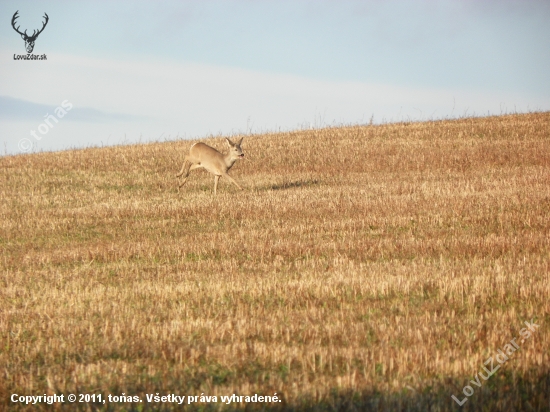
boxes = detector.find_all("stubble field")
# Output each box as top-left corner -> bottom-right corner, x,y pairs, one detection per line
1,112 -> 549,411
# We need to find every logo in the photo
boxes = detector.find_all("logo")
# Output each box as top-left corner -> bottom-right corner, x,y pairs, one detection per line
11,10 -> 49,54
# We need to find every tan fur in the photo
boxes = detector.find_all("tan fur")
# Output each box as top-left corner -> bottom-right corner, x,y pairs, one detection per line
176,137 -> 244,194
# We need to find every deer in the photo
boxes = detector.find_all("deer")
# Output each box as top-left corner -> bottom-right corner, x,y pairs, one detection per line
11,11 -> 49,54
176,137 -> 245,194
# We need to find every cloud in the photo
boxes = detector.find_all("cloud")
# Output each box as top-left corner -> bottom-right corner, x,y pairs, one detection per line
1,51 -> 547,155
0,95 -> 142,123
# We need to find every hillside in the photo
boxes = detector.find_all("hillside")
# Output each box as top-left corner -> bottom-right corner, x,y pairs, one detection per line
1,112 -> 549,410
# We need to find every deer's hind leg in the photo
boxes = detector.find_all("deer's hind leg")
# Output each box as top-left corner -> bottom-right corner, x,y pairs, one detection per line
179,163 -> 202,188
176,157 -> 191,178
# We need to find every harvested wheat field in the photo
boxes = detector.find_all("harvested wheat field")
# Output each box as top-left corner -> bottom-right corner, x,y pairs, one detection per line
1,112 -> 549,411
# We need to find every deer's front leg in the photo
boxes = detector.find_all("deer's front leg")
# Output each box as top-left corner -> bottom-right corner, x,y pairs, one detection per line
214,175 -> 220,195
223,173 -> 243,190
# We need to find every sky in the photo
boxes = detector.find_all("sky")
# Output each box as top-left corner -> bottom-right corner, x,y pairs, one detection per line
1,0 -> 549,155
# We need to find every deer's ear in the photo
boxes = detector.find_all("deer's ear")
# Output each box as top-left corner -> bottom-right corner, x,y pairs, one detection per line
237,137 -> 244,145
225,138 -> 234,147
21,35 -> 26,40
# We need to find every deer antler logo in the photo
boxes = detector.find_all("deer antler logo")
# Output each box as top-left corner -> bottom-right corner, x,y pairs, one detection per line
11,10 -> 49,54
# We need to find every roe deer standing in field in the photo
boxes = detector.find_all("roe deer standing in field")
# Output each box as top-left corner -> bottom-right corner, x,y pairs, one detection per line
176,137 -> 245,194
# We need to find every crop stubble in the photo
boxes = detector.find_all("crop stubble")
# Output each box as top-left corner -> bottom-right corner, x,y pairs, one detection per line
1,112 -> 549,410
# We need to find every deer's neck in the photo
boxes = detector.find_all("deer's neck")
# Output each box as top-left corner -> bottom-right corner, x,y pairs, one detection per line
223,153 -> 237,170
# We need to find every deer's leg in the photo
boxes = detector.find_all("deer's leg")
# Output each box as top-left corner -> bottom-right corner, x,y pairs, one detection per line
223,173 -> 243,190
214,175 -> 220,195
176,157 -> 191,177
179,163 -> 202,188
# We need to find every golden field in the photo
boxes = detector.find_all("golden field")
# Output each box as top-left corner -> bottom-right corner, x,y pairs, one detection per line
1,112 -> 549,411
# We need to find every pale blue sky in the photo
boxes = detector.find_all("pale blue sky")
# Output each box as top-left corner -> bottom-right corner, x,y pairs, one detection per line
1,0 -> 549,154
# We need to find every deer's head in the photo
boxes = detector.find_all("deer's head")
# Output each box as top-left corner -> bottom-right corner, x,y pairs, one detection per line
12,11 -> 49,54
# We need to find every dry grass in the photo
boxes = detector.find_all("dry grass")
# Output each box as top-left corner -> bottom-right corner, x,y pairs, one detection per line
1,112 -> 549,411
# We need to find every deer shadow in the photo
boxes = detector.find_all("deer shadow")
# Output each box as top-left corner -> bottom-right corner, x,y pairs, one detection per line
266,179 -> 320,191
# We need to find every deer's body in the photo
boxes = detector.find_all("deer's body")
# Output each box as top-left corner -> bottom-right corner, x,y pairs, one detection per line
176,137 -> 244,194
